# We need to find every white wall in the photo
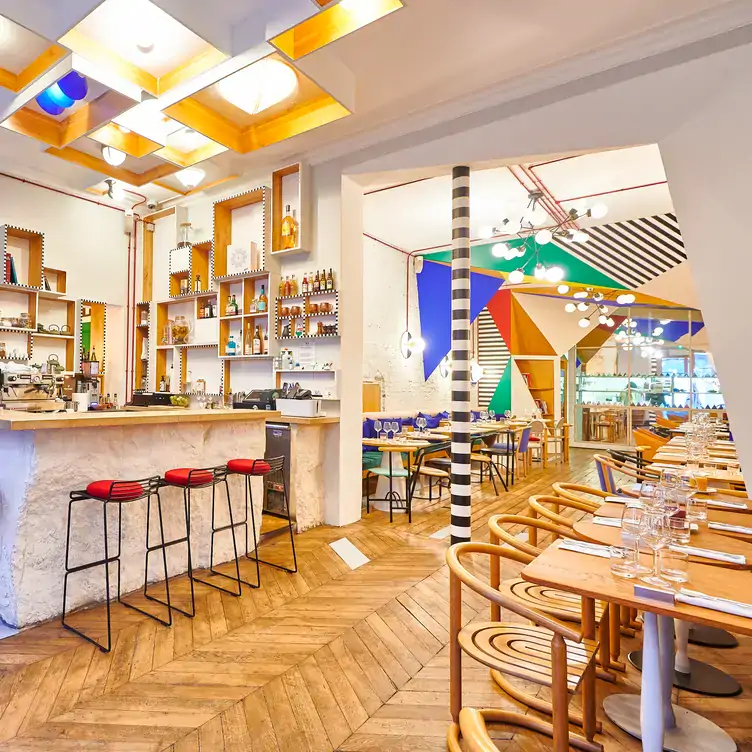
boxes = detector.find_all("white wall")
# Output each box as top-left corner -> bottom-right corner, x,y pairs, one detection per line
362,236 -> 450,412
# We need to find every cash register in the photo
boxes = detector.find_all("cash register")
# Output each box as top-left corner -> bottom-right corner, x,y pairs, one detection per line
232,389 -> 279,410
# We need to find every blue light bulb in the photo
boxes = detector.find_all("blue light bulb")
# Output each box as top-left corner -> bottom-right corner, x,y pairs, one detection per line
35,90 -> 64,116
57,71 -> 88,101
45,83 -> 75,109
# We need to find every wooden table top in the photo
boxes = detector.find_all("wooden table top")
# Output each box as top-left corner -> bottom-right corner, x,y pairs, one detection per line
573,513 -> 752,569
362,438 -> 431,449
651,452 -> 736,467
647,463 -> 745,485
522,540 -> 752,636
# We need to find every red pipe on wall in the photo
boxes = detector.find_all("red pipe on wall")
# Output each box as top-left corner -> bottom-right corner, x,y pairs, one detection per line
125,230 -> 132,401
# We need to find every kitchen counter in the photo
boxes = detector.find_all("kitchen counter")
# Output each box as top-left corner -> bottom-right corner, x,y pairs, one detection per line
0,408 -> 281,430
275,415 -> 340,425
0,408 -> 270,627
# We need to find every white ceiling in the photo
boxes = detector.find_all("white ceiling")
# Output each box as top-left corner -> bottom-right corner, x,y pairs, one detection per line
0,15 -> 50,73
363,144 -> 674,251
0,0 -> 745,203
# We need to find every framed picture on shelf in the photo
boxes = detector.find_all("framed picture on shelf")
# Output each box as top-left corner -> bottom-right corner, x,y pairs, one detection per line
227,246 -> 250,275
520,372 -> 531,387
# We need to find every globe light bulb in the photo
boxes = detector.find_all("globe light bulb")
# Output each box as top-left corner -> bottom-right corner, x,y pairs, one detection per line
545,266 -> 563,282
660,319 -> 671,325
592,291 -> 604,302
573,230 -> 590,243
102,146 -> 126,166
599,304 -> 609,314
535,229 -> 553,245
507,269 -> 524,284
590,203 -> 608,219
503,218 -> 521,235
557,284 -> 569,294
527,209 -> 547,226
533,263 -> 546,280
573,291 -> 588,299
470,360 -> 484,383
491,242 -> 509,258
652,327 -> 664,336
479,226 -> 494,239
606,318 -> 615,327
564,303 -> 576,313
410,336 -> 426,353
616,293 -> 636,305
577,302 -> 588,311
599,314 -> 608,325
578,318 -> 590,328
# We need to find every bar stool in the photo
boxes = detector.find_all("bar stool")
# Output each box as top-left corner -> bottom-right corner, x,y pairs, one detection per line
62,475 -> 168,653
161,465 -> 254,598
226,456 -> 297,575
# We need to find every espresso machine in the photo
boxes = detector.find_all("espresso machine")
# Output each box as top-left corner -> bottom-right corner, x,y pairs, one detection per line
0,370 -> 64,412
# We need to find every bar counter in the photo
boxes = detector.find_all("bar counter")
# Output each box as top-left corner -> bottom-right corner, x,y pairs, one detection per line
0,408 -> 272,627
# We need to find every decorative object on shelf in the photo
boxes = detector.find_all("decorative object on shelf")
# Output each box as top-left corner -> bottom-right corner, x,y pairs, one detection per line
228,246 -> 250,274
162,319 -> 175,345
226,334 -> 238,356
280,205 -> 299,249
140,336 -> 149,361
171,316 -> 191,345
178,222 -> 193,249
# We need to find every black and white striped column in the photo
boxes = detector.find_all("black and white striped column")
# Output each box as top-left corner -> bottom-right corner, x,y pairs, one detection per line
450,166 -> 472,544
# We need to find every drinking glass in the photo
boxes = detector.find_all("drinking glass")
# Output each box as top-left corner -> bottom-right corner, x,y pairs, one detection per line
620,504 -> 651,575
504,410 -> 511,420
666,510 -> 691,545
481,410 -> 489,422
489,410 -> 496,421
394,422 -> 402,440
686,495 -> 708,525
639,482 -> 659,509
640,508 -> 671,587
660,549 -> 689,585
374,419 -> 383,440
660,468 -> 680,489
610,546 -> 635,579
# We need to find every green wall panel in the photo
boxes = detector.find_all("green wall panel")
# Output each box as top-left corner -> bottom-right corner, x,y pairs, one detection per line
425,237 -> 625,289
488,362 -> 512,414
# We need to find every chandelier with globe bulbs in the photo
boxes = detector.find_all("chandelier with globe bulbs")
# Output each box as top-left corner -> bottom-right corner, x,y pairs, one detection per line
480,190 -> 608,285
560,286 -> 638,329
614,319 -> 666,357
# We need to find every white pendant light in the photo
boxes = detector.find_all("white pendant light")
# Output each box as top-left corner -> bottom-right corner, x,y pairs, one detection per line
564,303 -> 576,313
400,331 -> 413,359
470,360 -> 484,384
616,293 -> 636,305
557,284 -> 569,294
578,318 -> 590,328
544,266 -> 563,282
533,263 -> 546,280
491,242 -> 509,258
102,145 -> 126,166
590,203 -> 608,219
652,327 -> 664,336
479,226 -> 494,239
503,217 -> 521,235
410,335 -> 426,353
218,58 -> 298,116
573,230 -> 590,243
535,229 -> 553,245
598,314 -> 608,324
660,319 -> 672,325
573,291 -> 589,299
606,318 -> 615,327
176,167 -> 206,188
576,302 -> 588,311
507,269 -> 524,284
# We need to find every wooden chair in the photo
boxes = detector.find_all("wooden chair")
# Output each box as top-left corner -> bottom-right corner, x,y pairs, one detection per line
632,428 -> 668,462
656,415 -> 683,429
552,482 -> 611,508
546,417 -> 566,463
593,453 -> 659,496
528,419 -> 547,466
446,540 -> 602,752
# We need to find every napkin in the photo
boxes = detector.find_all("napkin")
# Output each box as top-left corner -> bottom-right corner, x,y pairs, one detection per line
709,522 -> 752,535
559,539 -> 611,558
592,516 -> 622,528
605,496 -> 637,505
669,545 -> 746,565
676,589 -> 752,619
708,499 -> 748,509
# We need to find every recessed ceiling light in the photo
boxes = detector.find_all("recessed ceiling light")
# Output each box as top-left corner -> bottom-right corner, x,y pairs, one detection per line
136,35 -> 155,53
177,167 -> 205,188
102,145 -> 126,166
218,58 -> 298,116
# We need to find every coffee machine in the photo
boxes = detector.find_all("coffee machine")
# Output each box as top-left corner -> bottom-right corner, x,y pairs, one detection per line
0,371 -> 64,412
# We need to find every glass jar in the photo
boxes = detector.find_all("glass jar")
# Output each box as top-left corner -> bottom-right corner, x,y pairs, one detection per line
177,222 -> 192,249
19,313 -> 31,329
163,319 -> 174,345
171,315 -> 191,345
0,342 -> 5,359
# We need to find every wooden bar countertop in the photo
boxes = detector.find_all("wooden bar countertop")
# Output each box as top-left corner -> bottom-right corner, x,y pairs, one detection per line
0,408 -> 282,431
273,416 -> 340,426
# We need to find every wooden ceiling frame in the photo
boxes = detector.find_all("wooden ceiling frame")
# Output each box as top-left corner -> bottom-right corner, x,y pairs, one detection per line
0,45 -> 69,93
58,28 -> 227,98
153,138 -> 228,168
88,123 -> 163,158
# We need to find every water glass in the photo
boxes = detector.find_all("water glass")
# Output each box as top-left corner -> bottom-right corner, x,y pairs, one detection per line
660,549 -> 689,584
686,495 -> 708,524
640,508 -> 671,587
621,504 -> 651,575
661,468 -> 680,489
610,546 -> 636,579
667,510 -> 691,545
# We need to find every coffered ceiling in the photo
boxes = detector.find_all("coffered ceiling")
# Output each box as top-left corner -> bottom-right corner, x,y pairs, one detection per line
0,0 -> 744,206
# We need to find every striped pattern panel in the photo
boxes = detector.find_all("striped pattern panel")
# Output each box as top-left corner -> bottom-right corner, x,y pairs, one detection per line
557,213 -> 686,288
450,166 -> 472,544
477,308 -> 510,407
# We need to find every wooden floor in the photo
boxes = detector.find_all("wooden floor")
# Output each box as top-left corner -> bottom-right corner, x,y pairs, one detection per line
0,450 -> 751,750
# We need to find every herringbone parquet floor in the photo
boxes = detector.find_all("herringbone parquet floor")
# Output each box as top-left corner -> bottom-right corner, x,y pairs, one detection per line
0,450 -> 750,751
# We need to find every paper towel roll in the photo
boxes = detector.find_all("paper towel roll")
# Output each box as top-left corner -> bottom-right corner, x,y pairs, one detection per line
72,393 -> 90,412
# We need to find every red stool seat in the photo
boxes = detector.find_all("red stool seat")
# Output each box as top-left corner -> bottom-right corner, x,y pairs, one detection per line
164,468 -> 214,486
227,459 -> 271,476
86,480 -> 144,501
528,436 -> 541,442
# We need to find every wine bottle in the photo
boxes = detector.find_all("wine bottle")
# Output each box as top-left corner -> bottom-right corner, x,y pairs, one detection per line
326,268 -> 333,291
302,274 -> 308,294
258,285 -> 268,312
313,271 -> 320,292
194,274 -> 201,293
280,205 -> 299,249
253,326 -> 262,355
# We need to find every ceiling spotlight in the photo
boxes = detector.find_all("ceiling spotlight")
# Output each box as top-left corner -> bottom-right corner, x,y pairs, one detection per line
479,226 -> 494,239
576,302 -> 588,311
136,35 -> 155,53
616,293 -> 636,305
176,167 -> 206,189
218,58 -> 298,116
533,263 -> 546,280
491,242 -> 509,258
104,179 -> 125,201
578,318 -> 590,328
545,266 -> 563,282
573,291 -> 589,299
507,269 -> 524,284
564,303 -> 576,313
589,203 -> 608,219
557,284 -> 570,294
573,230 -> 590,243
102,145 -> 126,166
535,229 -> 553,245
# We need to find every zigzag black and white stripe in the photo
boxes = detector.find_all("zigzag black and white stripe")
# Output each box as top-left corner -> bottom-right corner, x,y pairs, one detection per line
451,166 -> 472,544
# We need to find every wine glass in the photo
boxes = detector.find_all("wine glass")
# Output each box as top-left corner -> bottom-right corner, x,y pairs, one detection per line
489,410 -> 496,421
393,422 -> 402,441
504,410 -> 512,420
660,468 -> 680,489
417,416 -> 427,433
387,421 -> 396,439
639,508 -> 671,587
374,419 -> 383,440
621,504 -> 651,575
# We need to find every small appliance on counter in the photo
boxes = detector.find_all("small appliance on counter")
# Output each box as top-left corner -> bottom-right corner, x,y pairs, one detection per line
233,389 -> 279,410
0,369 -> 64,412
125,392 -> 179,409
275,382 -> 320,418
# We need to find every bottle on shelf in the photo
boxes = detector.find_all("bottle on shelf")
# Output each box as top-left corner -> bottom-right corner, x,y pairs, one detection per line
302,273 -> 308,294
226,334 -> 238,356
291,274 -> 298,296
159,375 -> 166,392
280,205 -> 299,250
278,277 -> 285,297
313,270 -> 320,292
244,325 -> 252,355
194,274 -> 201,293
253,326 -> 262,355
284,276 -> 291,297
249,296 -> 258,314
321,270 -> 326,291
327,269 -> 334,291
226,295 -> 233,316
113,393 -> 119,409
231,294 -> 239,315
258,285 -> 268,312
264,332 -> 269,352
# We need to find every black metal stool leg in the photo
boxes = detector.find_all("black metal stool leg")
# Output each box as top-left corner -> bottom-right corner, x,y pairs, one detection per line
244,475 -> 262,587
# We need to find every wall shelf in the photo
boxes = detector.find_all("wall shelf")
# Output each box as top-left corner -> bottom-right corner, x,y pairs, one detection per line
271,163 -> 310,256
213,187 -> 269,278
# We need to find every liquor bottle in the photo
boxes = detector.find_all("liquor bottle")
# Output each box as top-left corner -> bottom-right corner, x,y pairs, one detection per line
159,375 -> 166,392
194,274 -> 201,293
244,326 -> 252,355
321,270 -> 326,291
253,326 -> 262,355
302,274 -> 308,294
264,332 -> 269,353
258,285 -> 268,312
249,296 -> 258,314
113,393 -> 119,409
226,295 -> 233,316
105,393 -> 111,408
278,277 -> 285,297
91,348 -> 98,365
327,268 -> 334,291
313,270 -> 320,292
284,276 -> 291,297
226,335 -> 237,356
280,205 -> 299,249
231,294 -> 238,315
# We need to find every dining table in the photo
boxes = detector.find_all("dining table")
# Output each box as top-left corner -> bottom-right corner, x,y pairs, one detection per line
522,539 -> 750,751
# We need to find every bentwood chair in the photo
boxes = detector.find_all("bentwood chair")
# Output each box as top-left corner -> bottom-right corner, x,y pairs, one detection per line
593,453 -> 660,496
446,540 -> 602,752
